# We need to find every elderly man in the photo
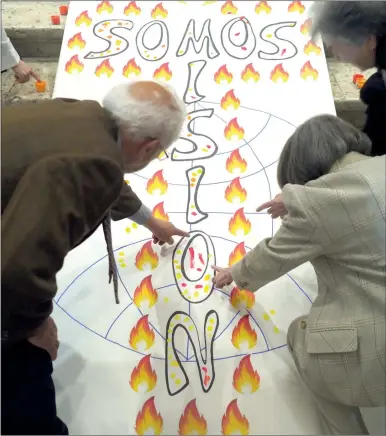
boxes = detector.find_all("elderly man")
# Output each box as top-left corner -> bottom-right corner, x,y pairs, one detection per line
1,80 -> 188,435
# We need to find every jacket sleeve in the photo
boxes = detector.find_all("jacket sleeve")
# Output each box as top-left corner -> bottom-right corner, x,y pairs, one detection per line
231,184 -> 326,291
1,156 -> 122,344
1,25 -> 20,70
111,182 -> 152,225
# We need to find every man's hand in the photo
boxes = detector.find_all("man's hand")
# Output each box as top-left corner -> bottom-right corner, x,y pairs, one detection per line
211,265 -> 233,289
28,316 -> 59,361
12,60 -> 40,84
145,216 -> 189,245
256,193 -> 287,219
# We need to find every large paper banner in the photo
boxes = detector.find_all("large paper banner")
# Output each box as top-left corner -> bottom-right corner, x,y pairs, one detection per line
53,1 -> 335,434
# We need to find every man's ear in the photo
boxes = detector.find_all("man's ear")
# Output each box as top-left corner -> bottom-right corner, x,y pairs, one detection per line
143,139 -> 161,156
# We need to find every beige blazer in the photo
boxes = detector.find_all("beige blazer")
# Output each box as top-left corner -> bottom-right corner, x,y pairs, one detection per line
232,152 -> 386,406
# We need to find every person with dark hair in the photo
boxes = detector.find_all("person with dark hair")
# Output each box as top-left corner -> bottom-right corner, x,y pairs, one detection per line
212,115 -> 385,435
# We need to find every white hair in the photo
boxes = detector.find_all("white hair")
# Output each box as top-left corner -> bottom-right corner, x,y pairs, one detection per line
102,80 -> 186,149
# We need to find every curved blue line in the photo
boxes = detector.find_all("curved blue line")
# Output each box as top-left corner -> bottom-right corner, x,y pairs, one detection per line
247,310 -> 270,351
105,302 -> 133,338
287,273 -> 313,304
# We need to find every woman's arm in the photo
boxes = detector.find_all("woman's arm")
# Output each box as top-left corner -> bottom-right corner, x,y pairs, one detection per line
1,25 -> 20,70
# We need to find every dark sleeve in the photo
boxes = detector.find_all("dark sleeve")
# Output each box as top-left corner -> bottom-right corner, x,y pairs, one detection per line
111,182 -> 152,224
1,156 -> 122,343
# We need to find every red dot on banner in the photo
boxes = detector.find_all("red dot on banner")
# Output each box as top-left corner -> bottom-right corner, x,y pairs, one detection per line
241,46 -> 247,51
207,145 -> 211,149
181,283 -> 187,287
192,212 -> 197,216
197,268 -> 202,272
195,285 -> 203,289
235,32 -> 240,36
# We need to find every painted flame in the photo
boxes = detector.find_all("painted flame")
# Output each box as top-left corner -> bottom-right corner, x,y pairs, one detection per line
123,58 -> 141,77
231,314 -> 257,350
65,55 -> 84,74
221,399 -> 250,436
153,62 -> 172,81
221,90 -> 240,111
270,63 -> 289,83
95,59 -> 114,77
133,276 -> 158,309
221,0 -> 238,15
255,1 -> 272,14
300,18 -> 312,36
229,208 -> 251,237
224,118 -> 245,141
230,287 -> 255,311
130,355 -> 157,393
304,40 -> 321,55
152,202 -> 169,221
214,65 -> 233,84
233,355 -> 260,394
228,242 -> 247,266
67,32 -> 86,49
241,63 -> 260,83
135,397 -> 163,435
147,170 -> 168,195
135,241 -> 159,271
178,399 -> 208,436
124,1 -> 141,15
151,2 -> 168,19
129,315 -> 156,351
226,150 -> 247,174
75,11 -> 92,26
97,0 -> 113,13
288,0 -> 305,13
225,177 -> 247,204
300,60 -> 319,80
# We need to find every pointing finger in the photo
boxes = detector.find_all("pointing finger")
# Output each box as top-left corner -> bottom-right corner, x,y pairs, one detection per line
256,200 -> 273,212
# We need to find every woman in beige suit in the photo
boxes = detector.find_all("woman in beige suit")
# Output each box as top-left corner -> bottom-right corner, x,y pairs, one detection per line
212,115 -> 385,435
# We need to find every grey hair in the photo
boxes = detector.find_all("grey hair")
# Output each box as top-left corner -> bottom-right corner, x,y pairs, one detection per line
277,114 -> 372,188
310,1 -> 386,45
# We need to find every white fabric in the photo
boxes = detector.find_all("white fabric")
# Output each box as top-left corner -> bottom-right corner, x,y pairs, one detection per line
1,26 -> 20,71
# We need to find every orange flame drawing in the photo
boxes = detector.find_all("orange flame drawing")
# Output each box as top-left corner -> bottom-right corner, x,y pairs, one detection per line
153,62 -> 172,81
67,32 -> 86,49
129,315 -> 156,351
65,55 -> 84,74
147,170 -> 168,195
221,399 -> 250,435
230,287 -> 255,310
270,63 -> 289,83
233,355 -> 260,394
255,1 -> 272,14
224,118 -> 244,141
124,1 -> 141,15
123,58 -> 141,77
241,63 -> 260,83
152,202 -> 169,221
151,2 -> 168,19
225,177 -> 247,204
135,241 -> 159,271
229,208 -> 251,237
133,276 -> 158,309
95,59 -> 114,77
228,242 -> 247,266
300,18 -> 312,36
221,0 -> 238,15
221,90 -> 240,111
231,314 -> 257,350
214,65 -> 233,84
75,11 -> 92,26
288,0 -> 305,13
130,355 -> 157,393
300,61 -> 319,80
304,40 -> 321,55
135,397 -> 163,435
226,150 -> 247,174
97,0 -> 113,13
178,399 -> 208,436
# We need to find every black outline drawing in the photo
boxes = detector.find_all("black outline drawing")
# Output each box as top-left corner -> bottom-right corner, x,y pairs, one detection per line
172,231 -> 215,303
176,19 -> 220,59
84,19 -> 133,59
165,310 -> 219,396
220,17 -> 256,60
136,20 -> 169,62
171,109 -> 218,161
183,60 -> 207,104
258,21 -> 298,61
186,166 -> 208,225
